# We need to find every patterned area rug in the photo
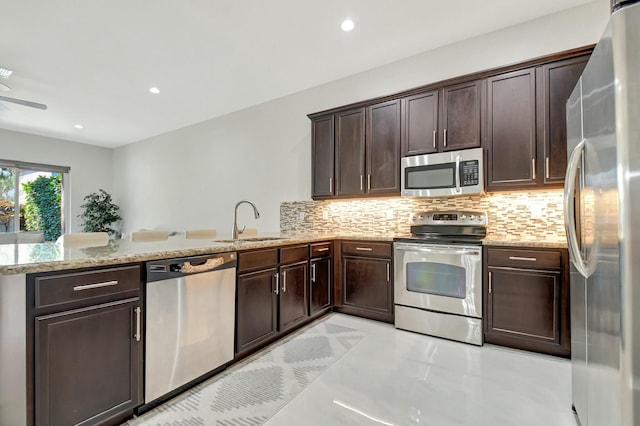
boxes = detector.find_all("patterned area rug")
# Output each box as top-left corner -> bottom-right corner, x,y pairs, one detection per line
126,318 -> 366,426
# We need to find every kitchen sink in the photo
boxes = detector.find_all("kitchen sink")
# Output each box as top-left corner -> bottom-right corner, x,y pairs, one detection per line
214,237 -> 287,243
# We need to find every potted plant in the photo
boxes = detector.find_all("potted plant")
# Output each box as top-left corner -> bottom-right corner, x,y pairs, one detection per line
78,189 -> 122,237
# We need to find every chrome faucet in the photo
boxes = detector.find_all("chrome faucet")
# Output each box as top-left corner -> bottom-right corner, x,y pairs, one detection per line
232,200 -> 260,239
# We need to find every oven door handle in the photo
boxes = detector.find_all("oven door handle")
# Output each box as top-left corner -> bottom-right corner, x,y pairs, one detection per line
395,244 -> 480,256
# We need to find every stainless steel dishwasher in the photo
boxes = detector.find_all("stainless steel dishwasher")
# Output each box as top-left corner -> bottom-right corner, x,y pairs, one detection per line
145,252 -> 236,403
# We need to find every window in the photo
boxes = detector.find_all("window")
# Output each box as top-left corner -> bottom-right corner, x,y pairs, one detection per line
0,160 -> 70,241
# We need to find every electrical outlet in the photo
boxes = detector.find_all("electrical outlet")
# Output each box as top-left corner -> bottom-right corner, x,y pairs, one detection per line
385,210 -> 394,219
298,212 -> 305,221
322,210 -> 329,220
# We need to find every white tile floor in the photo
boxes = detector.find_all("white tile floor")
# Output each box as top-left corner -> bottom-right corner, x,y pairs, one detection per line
134,313 -> 577,426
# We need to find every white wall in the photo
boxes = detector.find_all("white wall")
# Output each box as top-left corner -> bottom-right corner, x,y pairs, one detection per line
0,129 -> 114,232
113,0 -> 610,235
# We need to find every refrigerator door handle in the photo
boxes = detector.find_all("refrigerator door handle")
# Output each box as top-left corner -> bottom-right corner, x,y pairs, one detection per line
564,139 -> 590,278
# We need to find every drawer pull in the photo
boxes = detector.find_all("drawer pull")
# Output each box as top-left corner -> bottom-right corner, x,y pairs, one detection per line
316,247 -> 330,252
355,247 -> 373,251
73,280 -> 118,291
134,307 -> 141,342
274,273 -> 280,295
508,256 -> 537,262
311,264 -> 316,283
282,270 -> 287,293
386,263 -> 390,282
489,271 -> 492,294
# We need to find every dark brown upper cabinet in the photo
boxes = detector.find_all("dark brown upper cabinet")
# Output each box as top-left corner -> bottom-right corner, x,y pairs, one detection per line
401,81 -> 482,157
538,55 -> 589,186
314,101 -> 400,200
486,54 -> 589,191
335,108 -> 366,197
402,90 -> 439,155
486,68 -> 538,190
311,115 -> 334,199
366,99 -> 401,195
441,80 -> 483,151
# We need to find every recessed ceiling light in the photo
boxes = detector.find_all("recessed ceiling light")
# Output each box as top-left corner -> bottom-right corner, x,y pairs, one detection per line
341,19 -> 355,32
149,87 -> 160,94
0,67 -> 13,79
74,124 -> 84,129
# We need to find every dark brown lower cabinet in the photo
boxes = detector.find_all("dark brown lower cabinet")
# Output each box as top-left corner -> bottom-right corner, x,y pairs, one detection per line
310,257 -> 331,315
484,246 -> 570,357
236,267 -> 278,354
35,298 -> 142,426
279,261 -> 309,332
337,241 -> 394,323
27,264 -> 143,426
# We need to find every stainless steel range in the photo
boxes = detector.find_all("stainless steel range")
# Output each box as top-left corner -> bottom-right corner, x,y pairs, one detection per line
394,210 -> 486,345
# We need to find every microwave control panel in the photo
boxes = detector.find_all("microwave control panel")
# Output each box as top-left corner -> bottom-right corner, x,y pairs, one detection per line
461,160 -> 480,186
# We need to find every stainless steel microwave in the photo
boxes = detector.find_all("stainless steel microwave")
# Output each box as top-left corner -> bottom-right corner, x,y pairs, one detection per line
401,148 -> 484,197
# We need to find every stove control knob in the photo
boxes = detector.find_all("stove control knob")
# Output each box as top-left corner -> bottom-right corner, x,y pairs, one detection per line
418,215 -> 424,220
469,215 -> 475,221
460,214 -> 466,220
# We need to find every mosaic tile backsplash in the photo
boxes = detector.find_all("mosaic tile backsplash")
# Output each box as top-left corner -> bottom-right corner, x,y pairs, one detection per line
280,190 -> 566,242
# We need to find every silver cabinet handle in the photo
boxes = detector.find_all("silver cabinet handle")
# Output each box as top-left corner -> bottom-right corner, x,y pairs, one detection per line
545,157 -> 550,179
73,280 -> 118,291
386,263 -> 390,282
317,247 -> 330,252
432,129 -> 436,149
532,158 -> 537,180
367,174 -> 371,191
282,270 -> 287,293
355,247 -> 372,251
443,128 -> 448,147
329,177 -> 333,193
274,272 -> 280,295
509,256 -> 537,262
134,306 -> 141,342
488,272 -> 492,294
360,175 -> 363,191
311,263 -> 316,283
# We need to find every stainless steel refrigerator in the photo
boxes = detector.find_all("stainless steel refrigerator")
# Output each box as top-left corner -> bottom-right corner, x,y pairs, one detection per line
564,1 -> 640,425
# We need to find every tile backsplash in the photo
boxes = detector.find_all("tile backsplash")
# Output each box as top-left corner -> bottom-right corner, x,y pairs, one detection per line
280,190 -> 565,241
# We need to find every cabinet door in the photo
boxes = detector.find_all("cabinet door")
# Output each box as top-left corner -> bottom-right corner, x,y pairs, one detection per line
486,68 -> 537,190
311,115 -> 335,199
366,99 -> 401,195
279,262 -> 309,332
236,268 -> 278,354
539,55 -> 589,185
441,80 -> 482,151
335,108 -> 366,196
35,298 -> 142,426
342,256 -> 393,321
402,90 -> 439,156
310,257 -> 331,315
485,267 -> 565,355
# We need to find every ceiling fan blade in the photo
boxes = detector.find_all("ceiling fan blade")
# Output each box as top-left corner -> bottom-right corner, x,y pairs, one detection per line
0,95 -> 47,110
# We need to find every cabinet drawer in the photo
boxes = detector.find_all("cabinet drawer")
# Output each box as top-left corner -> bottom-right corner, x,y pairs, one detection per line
34,265 -> 141,310
280,245 -> 309,264
238,248 -> 279,273
487,248 -> 561,269
341,241 -> 391,258
310,242 -> 332,258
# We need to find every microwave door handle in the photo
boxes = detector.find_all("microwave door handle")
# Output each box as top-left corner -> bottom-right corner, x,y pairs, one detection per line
455,155 -> 461,193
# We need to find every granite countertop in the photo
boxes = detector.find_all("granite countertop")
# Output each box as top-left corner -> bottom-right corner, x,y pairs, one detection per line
482,236 -> 568,249
0,231 -> 567,275
0,233 -> 399,275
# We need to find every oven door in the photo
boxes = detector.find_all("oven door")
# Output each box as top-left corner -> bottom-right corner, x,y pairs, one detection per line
394,242 -> 482,318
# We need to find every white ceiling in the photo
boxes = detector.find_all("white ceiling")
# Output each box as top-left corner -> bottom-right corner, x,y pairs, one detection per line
0,0 -> 594,148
